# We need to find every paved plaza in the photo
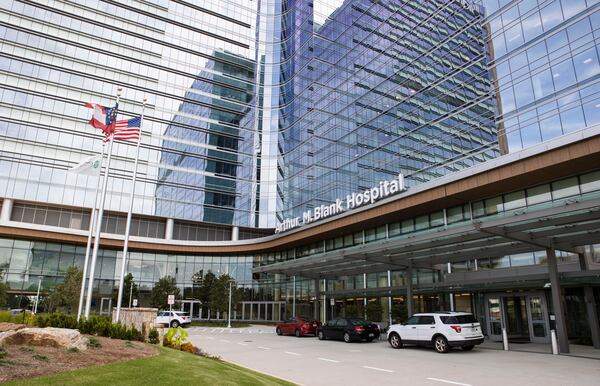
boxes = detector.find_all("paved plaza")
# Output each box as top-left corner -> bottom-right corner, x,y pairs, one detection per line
187,326 -> 600,386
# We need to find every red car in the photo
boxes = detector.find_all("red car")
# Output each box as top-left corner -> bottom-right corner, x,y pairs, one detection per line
276,316 -> 320,337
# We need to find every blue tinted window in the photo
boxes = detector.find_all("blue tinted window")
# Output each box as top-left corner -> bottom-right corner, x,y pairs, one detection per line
551,59 -> 576,90
573,48 -> 600,81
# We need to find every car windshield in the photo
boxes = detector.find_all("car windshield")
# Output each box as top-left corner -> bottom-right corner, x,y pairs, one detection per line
349,319 -> 369,325
440,314 -> 478,324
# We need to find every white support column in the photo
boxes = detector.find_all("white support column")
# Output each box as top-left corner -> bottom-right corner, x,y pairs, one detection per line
165,218 -> 174,240
0,198 -> 13,223
387,270 -> 392,325
231,226 -> 239,241
406,262 -> 414,317
447,262 -> 455,311
547,247 -> 570,354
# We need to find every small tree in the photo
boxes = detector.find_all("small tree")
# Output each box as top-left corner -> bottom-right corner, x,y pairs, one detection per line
119,273 -> 139,307
150,275 -> 180,309
198,271 -> 216,312
46,266 -> 82,313
365,300 -> 383,322
0,271 -> 8,308
209,274 -> 241,317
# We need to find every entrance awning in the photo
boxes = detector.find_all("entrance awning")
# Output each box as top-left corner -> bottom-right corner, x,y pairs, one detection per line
254,197 -> 600,279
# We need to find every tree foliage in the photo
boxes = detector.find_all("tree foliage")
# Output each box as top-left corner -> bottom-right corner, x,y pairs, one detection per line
208,274 -> 242,316
0,271 -> 7,308
198,271 -> 215,308
117,273 -> 139,307
365,300 -> 384,322
46,266 -> 82,313
150,275 -> 180,309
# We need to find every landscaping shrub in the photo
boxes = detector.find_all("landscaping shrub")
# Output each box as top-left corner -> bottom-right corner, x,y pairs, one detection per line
180,342 -> 196,354
66,347 -> 80,353
148,327 -> 159,344
0,347 -> 7,359
87,337 -> 102,349
0,310 -> 12,323
19,346 -> 34,353
32,312 -> 144,342
32,354 -> 48,361
163,326 -> 188,349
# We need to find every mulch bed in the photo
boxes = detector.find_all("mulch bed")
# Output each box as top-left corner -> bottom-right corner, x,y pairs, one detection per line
0,335 -> 159,382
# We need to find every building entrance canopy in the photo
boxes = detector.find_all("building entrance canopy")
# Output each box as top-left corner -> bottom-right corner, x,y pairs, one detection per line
254,196 -> 600,279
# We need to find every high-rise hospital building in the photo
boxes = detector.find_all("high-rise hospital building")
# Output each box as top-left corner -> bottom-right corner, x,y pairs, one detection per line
1,0 -> 600,353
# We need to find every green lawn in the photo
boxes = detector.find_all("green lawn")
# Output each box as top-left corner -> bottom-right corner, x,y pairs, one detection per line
4,347 -> 295,386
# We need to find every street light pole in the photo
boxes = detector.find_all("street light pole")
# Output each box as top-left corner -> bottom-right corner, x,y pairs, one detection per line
34,276 -> 42,314
227,280 -> 232,328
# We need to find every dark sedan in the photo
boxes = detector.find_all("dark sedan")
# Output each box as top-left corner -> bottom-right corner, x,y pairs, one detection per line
317,318 -> 380,343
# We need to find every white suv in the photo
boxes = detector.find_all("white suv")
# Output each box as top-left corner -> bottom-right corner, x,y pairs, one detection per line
155,311 -> 191,328
387,312 -> 484,353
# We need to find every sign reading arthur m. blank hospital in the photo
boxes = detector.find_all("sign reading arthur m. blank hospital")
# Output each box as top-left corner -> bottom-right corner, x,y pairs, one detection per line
275,174 -> 407,234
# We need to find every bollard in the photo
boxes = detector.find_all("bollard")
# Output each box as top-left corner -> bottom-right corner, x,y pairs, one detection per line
502,327 -> 509,351
550,329 -> 559,355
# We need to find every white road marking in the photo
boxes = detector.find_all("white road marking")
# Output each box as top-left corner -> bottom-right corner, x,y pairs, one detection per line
257,346 -> 272,350
220,339 -> 230,343
237,342 -> 248,346
206,336 -> 214,340
427,377 -> 471,386
285,351 -> 301,356
318,357 -> 340,363
363,366 -> 394,373
348,349 -> 361,352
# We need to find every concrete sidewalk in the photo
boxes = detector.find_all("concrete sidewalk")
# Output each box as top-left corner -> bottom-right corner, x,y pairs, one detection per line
480,340 -> 600,360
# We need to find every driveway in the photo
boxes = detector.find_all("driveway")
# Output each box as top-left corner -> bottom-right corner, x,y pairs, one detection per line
187,326 -> 600,386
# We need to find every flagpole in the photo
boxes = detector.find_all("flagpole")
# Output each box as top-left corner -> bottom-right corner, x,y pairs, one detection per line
115,97 -> 146,322
77,143 -> 106,321
84,87 -> 121,319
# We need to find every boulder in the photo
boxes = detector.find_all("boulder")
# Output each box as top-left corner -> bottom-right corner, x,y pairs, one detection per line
0,323 -> 27,333
0,327 -> 88,350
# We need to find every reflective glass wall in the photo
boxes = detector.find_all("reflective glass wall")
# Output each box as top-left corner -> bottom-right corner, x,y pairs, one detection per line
0,0 -> 261,227
482,0 -> 600,150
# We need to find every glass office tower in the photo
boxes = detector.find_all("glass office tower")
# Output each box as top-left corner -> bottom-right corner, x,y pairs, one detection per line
0,0 -> 260,227
276,0 -> 500,220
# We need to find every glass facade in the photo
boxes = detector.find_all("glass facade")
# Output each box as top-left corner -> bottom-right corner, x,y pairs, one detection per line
0,1 -> 600,332
0,0 -> 261,227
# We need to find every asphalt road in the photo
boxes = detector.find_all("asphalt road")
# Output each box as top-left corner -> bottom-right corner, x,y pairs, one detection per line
187,326 -> 600,386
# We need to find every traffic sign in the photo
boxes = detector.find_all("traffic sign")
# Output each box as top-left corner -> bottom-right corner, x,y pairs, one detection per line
168,294 -> 175,305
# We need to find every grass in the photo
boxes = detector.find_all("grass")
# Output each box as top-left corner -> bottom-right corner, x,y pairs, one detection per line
66,347 -> 80,353
19,347 -> 34,353
32,354 -> 48,362
3,346 -> 295,386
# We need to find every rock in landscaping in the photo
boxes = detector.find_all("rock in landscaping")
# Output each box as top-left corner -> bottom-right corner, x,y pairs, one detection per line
0,327 -> 89,351
0,323 -> 27,333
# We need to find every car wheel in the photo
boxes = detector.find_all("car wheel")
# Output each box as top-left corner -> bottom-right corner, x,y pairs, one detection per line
276,327 -> 282,336
170,320 -> 180,328
318,331 -> 325,340
462,345 -> 474,351
295,329 -> 301,337
388,333 -> 402,349
343,332 -> 351,343
434,336 -> 449,353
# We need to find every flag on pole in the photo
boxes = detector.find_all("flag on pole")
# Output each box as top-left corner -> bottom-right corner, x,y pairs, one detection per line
104,116 -> 142,142
68,154 -> 102,176
85,103 -> 117,136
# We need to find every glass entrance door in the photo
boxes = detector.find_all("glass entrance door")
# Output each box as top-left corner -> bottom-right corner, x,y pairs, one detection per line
505,296 -> 530,342
528,294 -> 549,343
485,292 -> 550,344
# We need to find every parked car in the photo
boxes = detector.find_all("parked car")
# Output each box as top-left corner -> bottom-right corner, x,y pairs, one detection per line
276,316 -> 320,337
387,312 -> 484,353
317,318 -> 380,342
155,311 -> 191,328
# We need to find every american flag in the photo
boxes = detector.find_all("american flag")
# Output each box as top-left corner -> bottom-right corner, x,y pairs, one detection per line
85,103 -> 117,137
104,116 -> 142,142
